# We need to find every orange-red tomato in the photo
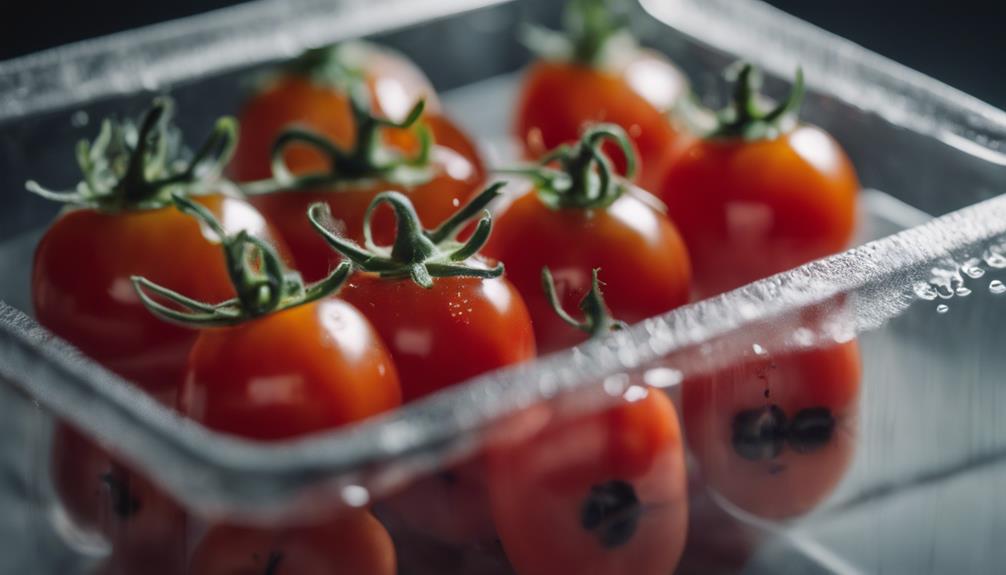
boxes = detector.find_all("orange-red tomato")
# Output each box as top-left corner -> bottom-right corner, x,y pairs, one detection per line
516,51 -> 690,191
682,338 -> 861,519
188,511 -> 396,575
32,194 -> 285,395
182,298 -> 400,440
483,184 -> 691,355
487,389 -> 688,575
338,272 -> 535,402
51,425 -> 188,575
658,123 -> 858,298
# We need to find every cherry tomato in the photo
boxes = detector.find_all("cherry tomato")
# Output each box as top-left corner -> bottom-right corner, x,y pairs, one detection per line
682,337 -> 861,519
658,64 -> 859,297
487,389 -> 688,575
484,125 -> 691,355
516,0 -> 689,190
188,511 -> 396,575
182,298 -> 400,439
51,425 -> 188,575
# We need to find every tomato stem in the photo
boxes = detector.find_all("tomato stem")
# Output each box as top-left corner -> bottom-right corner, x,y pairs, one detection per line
709,62 -> 805,141
522,0 -> 632,67
132,193 -> 351,328
504,123 -> 635,211
308,182 -> 506,289
541,267 -> 625,339
26,98 -> 237,212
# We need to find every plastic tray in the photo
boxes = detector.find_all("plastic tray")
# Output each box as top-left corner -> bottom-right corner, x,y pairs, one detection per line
1,0 -> 1005,573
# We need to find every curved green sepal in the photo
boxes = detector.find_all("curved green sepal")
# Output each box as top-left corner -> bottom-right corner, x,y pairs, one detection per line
26,98 -> 237,212
542,267 -> 625,339
307,182 -> 506,289
709,62 -> 805,141
522,0 -> 634,67
131,193 -> 352,328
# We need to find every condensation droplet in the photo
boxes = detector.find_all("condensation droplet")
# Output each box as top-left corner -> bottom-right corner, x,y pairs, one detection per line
914,282 -> 938,301
984,250 -> 1006,269
752,343 -> 767,356
962,258 -> 986,279
956,287 -> 972,297
936,304 -> 949,314
990,280 -> 1006,295
71,110 -> 89,127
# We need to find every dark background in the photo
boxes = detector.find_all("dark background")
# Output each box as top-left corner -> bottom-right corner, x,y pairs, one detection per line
2,1 -> 1003,107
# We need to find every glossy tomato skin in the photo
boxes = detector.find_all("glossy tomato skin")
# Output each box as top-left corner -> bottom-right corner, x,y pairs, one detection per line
188,511 -> 396,575
487,389 -> 688,575
182,298 -> 400,440
339,272 -> 535,402
247,143 -> 481,283
482,186 -> 691,355
32,194 -> 284,395
516,51 -> 690,191
52,425 -> 189,575
658,125 -> 859,297
682,338 -> 861,519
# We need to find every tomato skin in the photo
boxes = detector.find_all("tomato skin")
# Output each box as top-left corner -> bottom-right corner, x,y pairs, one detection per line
181,298 -> 400,440
682,338 -> 861,519
188,511 -> 396,575
482,187 -> 691,355
32,195 -> 284,394
487,390 -> 688,575
51,425 -> 188,575
516,52 -> 690,191
247,143 -> 480,283
658,125 -> 859,297
338,273 -> 535,402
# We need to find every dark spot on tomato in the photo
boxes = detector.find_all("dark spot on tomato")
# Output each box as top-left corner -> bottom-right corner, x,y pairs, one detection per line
788,407 -> 835,453
100,469 -> 140,519
732,404 -> 787,461
263,551 -> 283,575
580,480 -> 643,549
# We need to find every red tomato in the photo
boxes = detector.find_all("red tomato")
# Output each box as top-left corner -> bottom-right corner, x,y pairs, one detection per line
682,338 -> 861,519
33,194 -> 284,394
487,389 -> 688,575
657,65 -> 859,297
188,511 -> 396,575
51,425 -> 188,575
339,272 -> 534,402
484,125 -> 691,354
517,28 -> 690,191
182,298 -> 400,440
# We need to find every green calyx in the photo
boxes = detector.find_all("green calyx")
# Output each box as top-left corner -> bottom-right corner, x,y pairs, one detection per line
709,62 -> 805,141
308,182 -> 506,289
27,98 -> 237,212
542,267 -> 625,339
523,0 -> 634,67
132,193 -> 351,328
243,70 -> 432,197
505,123 -> 636,211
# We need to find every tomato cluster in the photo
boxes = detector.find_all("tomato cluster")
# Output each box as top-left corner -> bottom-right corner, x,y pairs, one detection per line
29,0 -> 864,573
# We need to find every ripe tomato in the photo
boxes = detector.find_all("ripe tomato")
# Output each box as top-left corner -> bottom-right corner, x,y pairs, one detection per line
487,389 -> 688,575
682,336 -> 861,519
484,124 -> 691,354
182,297 -> 401,439
188,511 -> 396,575
658,64 -> 859,297
51,425 -> 188,575
515,0 -> 689,190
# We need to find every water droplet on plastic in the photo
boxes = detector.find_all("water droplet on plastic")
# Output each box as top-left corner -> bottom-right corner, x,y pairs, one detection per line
71,110 -> 89,127
914,282 -> 938,301
984,250 -> 1006,269
935,284 -> 955,299
936,304 -> 949,314
962,258 -> 986,278
956,287 -> 972,297
990,280 -> 1006,295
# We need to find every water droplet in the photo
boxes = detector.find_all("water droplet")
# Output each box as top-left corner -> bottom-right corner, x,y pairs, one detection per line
956,287 -> 972,297
71,110 -> 89,127
936,304 -> 949,314
935,284 -> 955,299
914,282 -> 938,301
752,343 -> 767,356
962,258 -> 986,278
990,280 -> 1006,295
984,249 -> 1006,269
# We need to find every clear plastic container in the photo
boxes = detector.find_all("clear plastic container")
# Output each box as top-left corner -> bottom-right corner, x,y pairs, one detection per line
1,0 -> 1005,573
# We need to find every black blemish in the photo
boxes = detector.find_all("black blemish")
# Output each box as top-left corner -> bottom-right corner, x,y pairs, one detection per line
263,551 -> 284,575
100,469 -> 141,520
580,480 -> 643,549
788,407 -> 836,453
731,405 -> 788,461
